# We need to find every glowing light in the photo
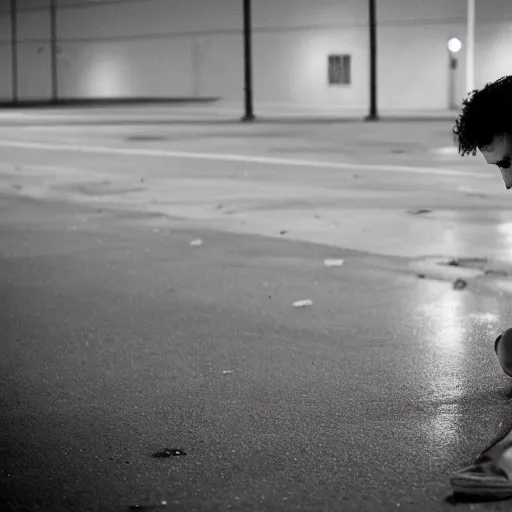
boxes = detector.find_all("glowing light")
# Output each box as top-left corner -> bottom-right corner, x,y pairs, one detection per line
447,38 -> 462,53
85,48 -> 128,98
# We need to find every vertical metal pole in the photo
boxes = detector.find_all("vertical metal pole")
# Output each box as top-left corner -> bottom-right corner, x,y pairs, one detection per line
366,0 -> 379,121
466,0 -> 475,93
50,0 -> 58,102
10,0 -> 18,104
449,53 -> 458,110
242,0 -> 255,122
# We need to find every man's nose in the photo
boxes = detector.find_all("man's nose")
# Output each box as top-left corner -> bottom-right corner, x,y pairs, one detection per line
501,168 -> 512,190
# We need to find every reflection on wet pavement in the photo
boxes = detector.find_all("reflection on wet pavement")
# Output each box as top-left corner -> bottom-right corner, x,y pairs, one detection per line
403,284 -> 508,474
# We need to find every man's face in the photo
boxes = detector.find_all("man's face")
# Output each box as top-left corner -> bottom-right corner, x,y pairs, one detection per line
480,133 -> 512,189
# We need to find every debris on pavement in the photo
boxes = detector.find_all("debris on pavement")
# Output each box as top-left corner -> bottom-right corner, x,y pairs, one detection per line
409,209 -> 432,215
417,274 -> 426,279
222,370 -> 233,374
215,204 -> 223,210
129,502 -> 168,511
190,239 -> 203,247
447,258 -> 487,269
129,492 -> 170,511
151,448 -> 186,458
293,299 -> 313,308
453,279 -> 468,290
280,230 -> 288,235
324,259 -> 344,267
485,269 -> 509,277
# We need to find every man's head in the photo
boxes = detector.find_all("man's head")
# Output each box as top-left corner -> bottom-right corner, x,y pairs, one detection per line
453,75 -> 512,189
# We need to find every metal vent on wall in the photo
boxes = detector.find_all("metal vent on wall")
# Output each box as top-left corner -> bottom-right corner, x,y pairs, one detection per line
328,55 -> 351,85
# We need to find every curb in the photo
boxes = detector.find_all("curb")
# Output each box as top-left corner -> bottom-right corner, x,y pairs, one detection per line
0,97 -> 222,109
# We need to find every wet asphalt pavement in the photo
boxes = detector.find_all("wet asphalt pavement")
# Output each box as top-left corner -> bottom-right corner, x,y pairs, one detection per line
3,107 -> 512,511
3,196 -> 512,511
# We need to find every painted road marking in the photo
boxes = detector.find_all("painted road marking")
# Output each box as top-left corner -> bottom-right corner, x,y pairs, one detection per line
0,139 -> 492,179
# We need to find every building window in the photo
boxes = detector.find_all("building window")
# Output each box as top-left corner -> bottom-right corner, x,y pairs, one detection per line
328,55 -> 351,85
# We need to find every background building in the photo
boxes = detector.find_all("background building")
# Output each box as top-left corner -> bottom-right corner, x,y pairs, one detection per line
0,0 -> 511,110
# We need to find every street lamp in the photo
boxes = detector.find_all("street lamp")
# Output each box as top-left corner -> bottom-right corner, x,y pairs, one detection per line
447,37 -> 461,110
447,37 -> 462,53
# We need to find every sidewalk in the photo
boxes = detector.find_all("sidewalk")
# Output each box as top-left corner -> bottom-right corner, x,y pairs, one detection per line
0,100 -> 460,123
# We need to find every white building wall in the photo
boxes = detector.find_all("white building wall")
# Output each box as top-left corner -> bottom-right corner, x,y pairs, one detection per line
475,22 -> 512,89
0,5 -> 12,101
17,1 -> 52,100
377,0 -> 467,110
56,0 -> 243,99
193,33 -> 243,100
252,26 -> 368,108
378,22 -> 467,110
0,0 -> 510,109
0,0 -> 52,100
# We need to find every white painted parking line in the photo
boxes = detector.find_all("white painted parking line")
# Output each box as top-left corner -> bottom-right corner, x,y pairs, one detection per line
0,139 -> 491,178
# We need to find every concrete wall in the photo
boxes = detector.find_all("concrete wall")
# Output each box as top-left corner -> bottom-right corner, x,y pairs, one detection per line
0,0 -> 511,109
57,0 -> 242,99
0,0 -> 52,101
0,5 -> 12,101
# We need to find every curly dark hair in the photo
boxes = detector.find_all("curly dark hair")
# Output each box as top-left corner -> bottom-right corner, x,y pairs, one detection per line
453,75 -> 512,156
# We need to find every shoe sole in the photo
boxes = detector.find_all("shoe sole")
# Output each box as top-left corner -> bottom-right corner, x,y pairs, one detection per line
451,475 -> 512,499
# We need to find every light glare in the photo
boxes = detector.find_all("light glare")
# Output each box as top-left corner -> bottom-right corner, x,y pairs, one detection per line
447,37 -> 462,53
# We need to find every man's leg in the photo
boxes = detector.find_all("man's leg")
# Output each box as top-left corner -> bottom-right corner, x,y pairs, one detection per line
450,329 -> 512,497
495,329 -> 512,377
